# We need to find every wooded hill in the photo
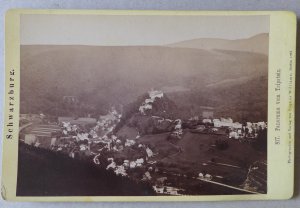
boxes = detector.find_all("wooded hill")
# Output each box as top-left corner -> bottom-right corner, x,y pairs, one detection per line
20,34 -> 268,121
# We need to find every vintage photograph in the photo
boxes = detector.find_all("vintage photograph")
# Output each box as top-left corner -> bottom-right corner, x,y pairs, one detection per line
17,14 -> 268,196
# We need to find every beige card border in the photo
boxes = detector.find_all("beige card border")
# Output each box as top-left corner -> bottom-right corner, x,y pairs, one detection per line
1,9 -> 297,202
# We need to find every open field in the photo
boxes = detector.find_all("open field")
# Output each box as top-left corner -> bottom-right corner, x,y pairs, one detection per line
138,130 -> 266,187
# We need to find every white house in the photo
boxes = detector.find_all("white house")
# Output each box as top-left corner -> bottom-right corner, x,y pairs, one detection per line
136,158 -> 144,167
213,118 -> 242,129
202,119 -> 212,124
125,139 -> 136,147
129,161 -> 137,168
146,147 -> 154,157
24,134 -> 37,145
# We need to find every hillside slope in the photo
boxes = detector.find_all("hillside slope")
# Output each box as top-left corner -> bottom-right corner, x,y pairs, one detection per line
17,143 -> 155,196
167,33 -> 269,55
20,34 -> 268,120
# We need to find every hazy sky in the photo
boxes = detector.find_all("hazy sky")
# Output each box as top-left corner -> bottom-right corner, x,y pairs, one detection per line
21,14 -> 269,46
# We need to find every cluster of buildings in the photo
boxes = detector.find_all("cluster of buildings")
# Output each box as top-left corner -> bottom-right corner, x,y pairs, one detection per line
104,140 -> 156,177
202,117 -> 267,139
21,89 -> 267,195
202,118 -> 243,129
22,106 -> 161,184
106,157 -> 147,177
139,90 -> 164,115
152,185 -> 184,195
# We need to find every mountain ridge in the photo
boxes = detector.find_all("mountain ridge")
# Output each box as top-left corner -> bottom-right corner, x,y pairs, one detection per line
20,35 -> 268,121
166,33 -> 269,55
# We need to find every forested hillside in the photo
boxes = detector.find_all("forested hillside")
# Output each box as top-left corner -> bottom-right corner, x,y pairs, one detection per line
17,143 -> 155,196
20,34 -> 268,121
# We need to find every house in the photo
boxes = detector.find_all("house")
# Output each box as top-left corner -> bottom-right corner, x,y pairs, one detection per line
198,173 -> 204,179
164,186 -> 184,195
202,118 -> 212,124
123,160 -> 130,167
129,161 -> 137,168
152,185 -> 164,194
257,121 -> 267,129
24,134 -> 37,145
213,118 -> 242,129
146,147 -> 154,157
114,165 -> 127,176
149,90 -> 164,99
136,158 -> 144,167
204,174 -> 213,180
232,122 -> 243,129
229,131 -> 239,139
125,139 -> 136,147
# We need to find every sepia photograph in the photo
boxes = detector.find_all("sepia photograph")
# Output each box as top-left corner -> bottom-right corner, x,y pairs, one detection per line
17,14 -> 269,196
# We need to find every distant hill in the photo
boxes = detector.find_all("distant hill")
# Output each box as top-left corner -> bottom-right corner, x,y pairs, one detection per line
20,34 -> 268,121
167,33 -> 269,55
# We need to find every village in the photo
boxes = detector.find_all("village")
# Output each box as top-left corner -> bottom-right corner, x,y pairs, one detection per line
19,90 -> 267,195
